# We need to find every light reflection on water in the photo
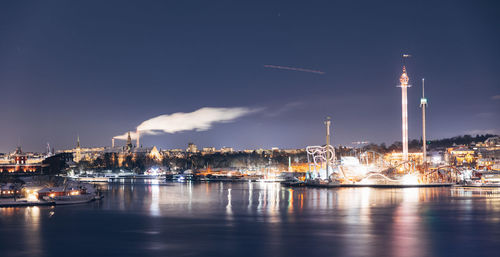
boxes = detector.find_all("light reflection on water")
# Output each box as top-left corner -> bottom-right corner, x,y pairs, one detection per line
1,181 -> 500,257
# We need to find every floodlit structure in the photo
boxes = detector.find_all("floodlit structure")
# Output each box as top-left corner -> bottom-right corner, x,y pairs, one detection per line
325,117 -> 332,178
399,66 -> 410,161
306,145 -> 336,180
0,146 -> 47,173
306,117 -> 336,180
420,78 -> 428,163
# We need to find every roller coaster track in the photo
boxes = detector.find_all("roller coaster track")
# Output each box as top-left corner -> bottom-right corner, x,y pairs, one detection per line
358,173 -> 410,184
306,145 -> 337,179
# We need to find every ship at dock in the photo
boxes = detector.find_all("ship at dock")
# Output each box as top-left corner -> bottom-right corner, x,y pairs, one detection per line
0,176 -> 103,207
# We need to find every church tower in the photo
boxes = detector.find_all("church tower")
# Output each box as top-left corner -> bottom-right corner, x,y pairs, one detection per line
126,131 -> 133,152
75,134 -> 82,162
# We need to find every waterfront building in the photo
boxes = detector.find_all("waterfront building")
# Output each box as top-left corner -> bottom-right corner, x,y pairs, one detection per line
201,147 -> 216,155
477,158 -> 496,170
220,147 -> 233,153
60,136 -> 106,163
475,136 -> 500,150
255,148 -> 265,154
37,186 -> 83,200
485,136 -> 500,147
148,146 -> 163,161
446,146 -> 475,165
0,183 -> 23,198
0,146 -> 47,173
116,147 -> 155,167
61,146 -> 105,163
60,134 -> 166,170
474,137 -> 500,170
162,149 -> 185,158
187,143 -> 198,153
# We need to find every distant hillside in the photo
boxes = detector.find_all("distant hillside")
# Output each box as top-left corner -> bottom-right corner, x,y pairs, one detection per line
362,134 -> 498,153
427,134 -> 497,149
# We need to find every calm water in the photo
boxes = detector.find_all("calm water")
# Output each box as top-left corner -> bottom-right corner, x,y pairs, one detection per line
1,180 -> 500,257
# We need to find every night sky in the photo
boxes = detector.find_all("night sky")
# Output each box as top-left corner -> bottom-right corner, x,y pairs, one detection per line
0,0 -> 499,152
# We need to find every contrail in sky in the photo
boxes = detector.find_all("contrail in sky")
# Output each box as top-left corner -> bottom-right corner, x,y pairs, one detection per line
264,64 -> 325,75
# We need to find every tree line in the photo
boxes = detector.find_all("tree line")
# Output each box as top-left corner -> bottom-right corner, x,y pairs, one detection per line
360,134 -> 497,153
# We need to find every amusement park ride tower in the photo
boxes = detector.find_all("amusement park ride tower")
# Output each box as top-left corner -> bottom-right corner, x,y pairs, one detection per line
399,66 -> 410,161
420,78 -> 428,163
325,117 -> 331,179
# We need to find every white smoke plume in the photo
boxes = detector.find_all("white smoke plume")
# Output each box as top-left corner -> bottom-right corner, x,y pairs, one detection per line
114,107 -> 259,140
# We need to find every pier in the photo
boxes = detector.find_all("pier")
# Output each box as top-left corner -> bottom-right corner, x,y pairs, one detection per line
282,181 -> 453,188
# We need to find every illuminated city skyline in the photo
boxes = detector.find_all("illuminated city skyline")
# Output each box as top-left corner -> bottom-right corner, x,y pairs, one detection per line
0,0 -> 499,152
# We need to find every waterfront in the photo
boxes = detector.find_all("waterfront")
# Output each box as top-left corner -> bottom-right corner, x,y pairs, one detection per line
1,181 -> 500,257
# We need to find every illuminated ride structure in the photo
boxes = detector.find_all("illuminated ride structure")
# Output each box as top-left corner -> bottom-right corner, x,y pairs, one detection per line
302,62 -> 451,186
305,115 -> 423,185
305,148 -> 466,185
306,145 -> 339,180
305,148 -> 427,185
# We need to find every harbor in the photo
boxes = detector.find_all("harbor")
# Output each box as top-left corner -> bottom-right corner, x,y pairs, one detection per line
2,181 -> 500,257
1,1 -> 499,256
0,176 -> 103,208
282,181 -> 454,188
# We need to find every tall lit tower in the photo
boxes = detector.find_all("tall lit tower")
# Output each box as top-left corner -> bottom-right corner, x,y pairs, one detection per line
420,78 -> 428,163
399,66 -> 410,161
325,116 -> 331,180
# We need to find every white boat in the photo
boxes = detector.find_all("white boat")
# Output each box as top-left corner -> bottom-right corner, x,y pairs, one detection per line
257,172 -> 296,183
256,178 -> 285,183
74,174 -> 111,182
52,194 -> 95,205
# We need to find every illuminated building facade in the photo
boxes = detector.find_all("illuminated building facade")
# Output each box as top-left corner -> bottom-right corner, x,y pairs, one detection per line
447,147 -> 475,165
148,146 -> 163,161
187,143 -> 198,153
60,136 -> 105,163
220,147 -> 234,153
201,147 -> 216,155
0,147 -> 46,173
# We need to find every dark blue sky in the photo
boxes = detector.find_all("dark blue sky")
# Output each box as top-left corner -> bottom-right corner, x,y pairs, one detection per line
0,0 -> 499,152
